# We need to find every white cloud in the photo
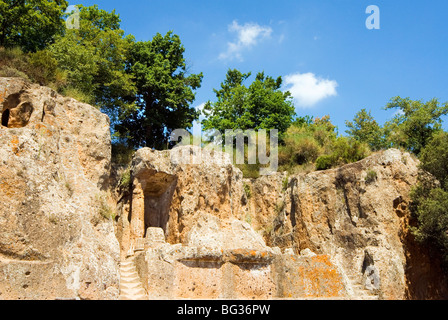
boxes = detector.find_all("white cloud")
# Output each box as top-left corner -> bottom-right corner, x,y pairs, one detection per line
195,102 -> 206,112
278,34 -> 285,44
283,72 -> 338,108
219,20 -> 272,61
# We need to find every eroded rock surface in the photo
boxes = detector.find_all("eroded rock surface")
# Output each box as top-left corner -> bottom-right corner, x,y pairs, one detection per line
246,149 -> 448,299
0,78 -> 119,300
120,145 -> 448,300
2,77 -> 447,300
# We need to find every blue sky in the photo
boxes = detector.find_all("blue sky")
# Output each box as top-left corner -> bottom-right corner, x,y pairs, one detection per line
69,0 -> 448,134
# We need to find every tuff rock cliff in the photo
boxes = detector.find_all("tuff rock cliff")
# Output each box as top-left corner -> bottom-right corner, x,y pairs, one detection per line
118,146 -> 448,300
0,78 -> 119,300
1,78 -> 447,300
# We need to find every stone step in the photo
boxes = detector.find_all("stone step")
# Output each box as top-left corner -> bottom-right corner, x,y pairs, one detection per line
120,267 -> 138,274
120,281 -> 143,290
120,265 -> 136,272
119,259 -> 147,300
120,287 -> 146,296
121,269 -> 138,275
119,294 -> 147,300
120,275 -> 140,283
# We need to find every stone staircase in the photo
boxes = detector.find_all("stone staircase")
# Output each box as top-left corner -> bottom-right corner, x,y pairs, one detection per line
347,274 -> 379,300
119,259 -> 147,300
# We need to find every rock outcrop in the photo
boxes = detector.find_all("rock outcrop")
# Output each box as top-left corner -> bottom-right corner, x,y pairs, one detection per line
116,146 -> 245,258
246,149 -> 448,299
2,77 -> 447,300
247,149 -> 418,300
0,78 -> 120,300
119,146 -> 448,300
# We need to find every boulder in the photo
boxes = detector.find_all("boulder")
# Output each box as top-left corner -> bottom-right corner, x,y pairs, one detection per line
0,78 -> 119,300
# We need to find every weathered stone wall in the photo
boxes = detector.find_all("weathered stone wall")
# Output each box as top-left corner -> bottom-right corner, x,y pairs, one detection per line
0,78 -> 120,300
122,146 -> 448,300
134,225 -> 347,300
117,146 -> 245,258
7,77 -> 446,300
247,149 -> 448,299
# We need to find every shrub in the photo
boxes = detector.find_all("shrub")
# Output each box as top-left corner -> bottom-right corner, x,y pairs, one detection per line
119,168 -> 132,189
315,155 -> 334,171
0,46 -> 67,91
332,137 -> 370,164
0,66 -> 29,79
282,127 -> 322,165
237,163 -> 260,179
61,86 -> 95,105
411,131 -> 448,268
280,116 -> 342,172
365,169 -> 377,184
243,182 -> 252,199
315,137 -> 370,171
413,188 -> 448,265
0,47 -> 30,80
291,136 -> 321,165
28,50 -> 59,85
278,145 -> 292,166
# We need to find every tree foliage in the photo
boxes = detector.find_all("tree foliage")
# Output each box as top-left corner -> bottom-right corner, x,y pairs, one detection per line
0,3 -> 202,151
411,132 -> 448,266
419,131 -> 448,190
116,32 -> 203,149
315,137 -> 370,171
48,5 -> 136,115
202,69 -> 295,139
384,97 -> 448,155
0,0 -> 68,52
279,115 -> 370,172
346,108 -> 387,151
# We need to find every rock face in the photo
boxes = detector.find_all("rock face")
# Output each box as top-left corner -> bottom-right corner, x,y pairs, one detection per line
2,77 -> 447,300
120,146 -> 448,300
245,149 -> 448,299
0,78 -> 120,300
247,149 -> 418,300
117,146 -> 245,258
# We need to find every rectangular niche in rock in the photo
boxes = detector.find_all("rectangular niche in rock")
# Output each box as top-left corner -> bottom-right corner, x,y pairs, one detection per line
143,172 -> 177,237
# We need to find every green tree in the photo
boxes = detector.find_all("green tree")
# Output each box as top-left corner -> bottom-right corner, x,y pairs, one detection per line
202,69 -> 295,139
384,97 -> 448,155
413,187 -> 448,264
48,5 -> 136,116
117,31 -> 203,149
411,132 -> 448,266
291,115 -> 314,128
0,0 -> 68,52
346,108 -> 387,151
419,131 -> 448,190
